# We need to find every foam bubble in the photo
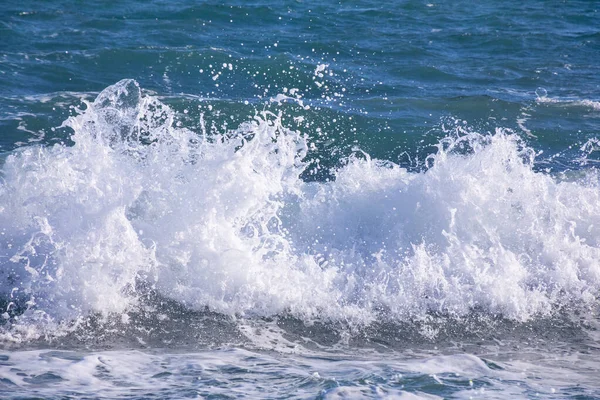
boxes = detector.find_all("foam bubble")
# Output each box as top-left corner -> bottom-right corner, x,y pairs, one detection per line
1,80 -> 599,338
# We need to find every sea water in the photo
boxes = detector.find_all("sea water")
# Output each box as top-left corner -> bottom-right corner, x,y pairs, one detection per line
1,1 -> 599,398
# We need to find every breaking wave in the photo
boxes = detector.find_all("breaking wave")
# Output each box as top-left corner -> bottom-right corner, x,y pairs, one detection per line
1,80 -> 599,341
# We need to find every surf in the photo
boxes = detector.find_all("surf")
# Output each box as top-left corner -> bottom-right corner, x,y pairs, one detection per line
1,80 -> 599,343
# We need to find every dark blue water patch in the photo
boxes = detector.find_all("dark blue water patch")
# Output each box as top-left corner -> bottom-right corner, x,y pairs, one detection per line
151,371 -> 173,379
0,377 -> 17,387
22,372 -> 65,384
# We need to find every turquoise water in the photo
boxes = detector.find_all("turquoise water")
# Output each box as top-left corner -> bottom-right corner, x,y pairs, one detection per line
1,1 -> 600,398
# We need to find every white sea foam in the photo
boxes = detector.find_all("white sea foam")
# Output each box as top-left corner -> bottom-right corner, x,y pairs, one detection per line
536,95 -> 600,111
1,80 -> 600,336
0,349 -> 488,398
0,347 -> 593,399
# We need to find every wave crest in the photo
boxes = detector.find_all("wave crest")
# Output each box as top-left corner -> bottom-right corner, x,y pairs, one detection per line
1,80 -> 599,340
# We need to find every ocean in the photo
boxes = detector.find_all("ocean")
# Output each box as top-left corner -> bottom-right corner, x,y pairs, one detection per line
1,1 -> 600,398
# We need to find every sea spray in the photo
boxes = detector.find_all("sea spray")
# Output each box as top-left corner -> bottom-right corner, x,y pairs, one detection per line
1,80 -> 600,341
296,130 -> 600,321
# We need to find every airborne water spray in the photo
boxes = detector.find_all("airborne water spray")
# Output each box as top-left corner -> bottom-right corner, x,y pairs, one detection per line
1,80 -> 600,343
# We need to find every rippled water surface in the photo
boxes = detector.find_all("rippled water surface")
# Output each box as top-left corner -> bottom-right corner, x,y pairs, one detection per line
1,1 -> 599,398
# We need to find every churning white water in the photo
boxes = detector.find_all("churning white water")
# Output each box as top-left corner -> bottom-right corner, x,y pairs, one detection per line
0,80 -> 599,341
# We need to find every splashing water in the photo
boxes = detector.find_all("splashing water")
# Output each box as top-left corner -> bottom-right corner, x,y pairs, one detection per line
1,80 -> 599,341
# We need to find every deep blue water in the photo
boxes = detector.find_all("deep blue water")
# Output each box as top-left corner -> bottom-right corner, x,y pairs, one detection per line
1,1 -> 600,398
2,1 -> 598,160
